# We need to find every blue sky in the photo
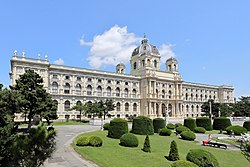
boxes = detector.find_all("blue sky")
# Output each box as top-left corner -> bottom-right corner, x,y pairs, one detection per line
1,1 -> 250,98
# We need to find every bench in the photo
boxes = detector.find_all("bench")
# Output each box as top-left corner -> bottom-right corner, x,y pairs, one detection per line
202,141 -> 227,149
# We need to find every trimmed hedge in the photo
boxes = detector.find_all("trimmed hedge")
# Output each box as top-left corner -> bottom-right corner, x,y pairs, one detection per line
170,160 -> 198,167
88,136 -> 103,147
196,117 -> 212,131
213,117 -> 232,130
153,118 -> 165,133
159,128 -> 172,136
186,149 -> 219,167
131,116 -> 154,135
180,131 -> 196,141
176,126 -> 190,134
103,123 -> 110,130
119,133 -> 139,147
167,123 -> 175,130
108,118 -> 128,139
194,127 -> 206,134
243,120 -> 250,131
76,136 -> 89,146
225,125 -> 247,136
184,118 -> 196,131
175,123 -> 182,128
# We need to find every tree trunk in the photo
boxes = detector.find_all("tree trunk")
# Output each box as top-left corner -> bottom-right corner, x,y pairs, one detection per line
80,110 -> 82,122
28,118 -> 32,130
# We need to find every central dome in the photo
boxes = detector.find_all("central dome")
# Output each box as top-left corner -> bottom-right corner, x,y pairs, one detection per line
132,38 -> 159,56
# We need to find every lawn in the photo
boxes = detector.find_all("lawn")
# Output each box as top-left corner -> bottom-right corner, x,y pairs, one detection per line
72,130 -> 249,167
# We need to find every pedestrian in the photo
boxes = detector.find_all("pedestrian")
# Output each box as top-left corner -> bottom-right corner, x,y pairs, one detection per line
208,134 -> 211,141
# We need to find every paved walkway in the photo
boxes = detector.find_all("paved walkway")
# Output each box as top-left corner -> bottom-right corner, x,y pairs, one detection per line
43,125 -> 100,167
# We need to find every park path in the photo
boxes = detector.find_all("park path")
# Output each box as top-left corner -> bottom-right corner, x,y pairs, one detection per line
43,125 -> 100,167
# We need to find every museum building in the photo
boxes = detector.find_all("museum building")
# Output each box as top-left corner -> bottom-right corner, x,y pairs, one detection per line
10,37 -> 234,120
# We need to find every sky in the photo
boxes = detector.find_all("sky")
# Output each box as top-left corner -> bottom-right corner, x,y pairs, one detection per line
0,1 -> 250,98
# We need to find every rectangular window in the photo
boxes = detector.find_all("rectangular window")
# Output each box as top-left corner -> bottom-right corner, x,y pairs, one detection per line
53,74 -> 58,79
65,76 -> 70,80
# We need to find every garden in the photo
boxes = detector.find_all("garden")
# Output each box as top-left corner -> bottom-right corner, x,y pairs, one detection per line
72,117 -> 250,167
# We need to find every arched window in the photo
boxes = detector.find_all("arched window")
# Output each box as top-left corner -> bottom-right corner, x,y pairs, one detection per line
173,64 -> 177,71
97,86 -> 102,96
156,89 -> 158,98
107,86 -> 111,97
185,93 -> 188,100
200,94 -> 203,101
147,59 -> 150,66
124,88 -> 128,98
133,103 -> 137,112
64,83 -> 70,94
86,85 -> 92,95
76,100 -> 82,105
75,83 -> 81,95
190,93 -> 193,100
116,87 -> 120,97
214,95 -> 216,100
133,62 -> 137,70
64,100 -> 70,111
53,100 -> 58,110
142,60 -> 145,67
191,105 -> 194,112
209,95 -> 212,99
116,102 -> 121,111
186,105 -> 189,113
52,82 -> 58,93
196,105 -> 199,112
169,90 -> 172,99
154,60 -> 157,68
168,65 -> 171,71
125,102 -> 129,111
132,89 -> 136,98
205,95 -> 207,101
195,94 -> 198,101
162,90 -> 165,98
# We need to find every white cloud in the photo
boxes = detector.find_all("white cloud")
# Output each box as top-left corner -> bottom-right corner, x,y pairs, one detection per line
80,25 -> 142,69
159,44 -> 176,64
54,58 -> 64,65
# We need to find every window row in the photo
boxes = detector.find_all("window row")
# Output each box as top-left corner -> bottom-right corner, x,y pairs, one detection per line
184,93 -> 216,101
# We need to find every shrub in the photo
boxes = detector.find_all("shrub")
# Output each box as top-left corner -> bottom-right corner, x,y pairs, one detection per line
76,136 -> 89,146
213,117 -> 231,130
196,117 -> 212,130
243,120 -> 250,131
88,136 -> 102,147
108,118 -> 128,139
142,135 -> 151,152
159,128 -> 172,136
176,126 -> 190,134
225,125 -> 247,136
119,133 -> 139,147
103,123 -> 110,130
167,123 -> 175,130
186,149 -> 219,167
131,116 -> 154,135
153,118 -> 165,133
194,127 -> 206,134
184,118 -> 196,131
175,123 -> 182,128
170,160 -> 198,167
180,131 -> 196,141
167,140 -> 180,161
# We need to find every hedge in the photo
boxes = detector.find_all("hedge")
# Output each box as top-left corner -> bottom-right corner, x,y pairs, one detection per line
225,125 -> 247,136
176,126 -> 190,134
103,123 -> 110,130
108,118 -> 128,139
180,131 -> 196,141
76,136 -> 89,146
170,160 -> 198,167
194,127 -> 206,134
159,128 -> 172,136
88,136 -> 103,147
196,117 -> 212,131
247,142 -> 250,151
213,117 -> 232,130
184,118 -> 196,131
131,116 -> 154,135
175,123 -> 182,128
153,118 -> 165,133
243,120 -> 250,131
167,123 -> 175,130
186,149 -> 219,167
119,133 -> 139,147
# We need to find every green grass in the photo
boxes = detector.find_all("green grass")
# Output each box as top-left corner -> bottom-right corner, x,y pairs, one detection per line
72,131 -> 249,167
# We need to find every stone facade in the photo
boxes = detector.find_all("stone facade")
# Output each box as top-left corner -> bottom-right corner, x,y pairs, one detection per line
10,38 -> 234,120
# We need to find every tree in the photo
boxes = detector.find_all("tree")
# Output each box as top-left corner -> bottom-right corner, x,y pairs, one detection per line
70,101 -> 88,121
201,99 -> 220,118
240,141 -> 250,162
11,70 -> 57,129
233,96 -> 250,117
104,99 -> 115,120
167,140 -> 180,161
142,135 -> 151,153
11,123 -> 56,167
